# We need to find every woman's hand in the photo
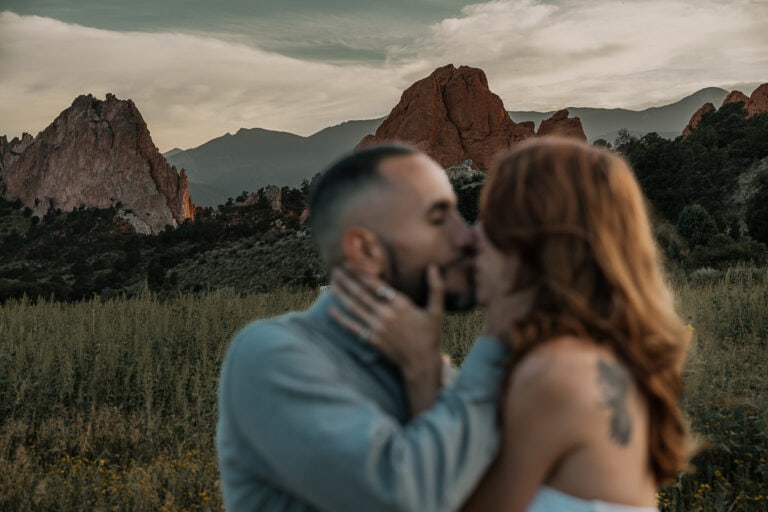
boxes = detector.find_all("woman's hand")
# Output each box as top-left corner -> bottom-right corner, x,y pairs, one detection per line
329,264 -> 445,415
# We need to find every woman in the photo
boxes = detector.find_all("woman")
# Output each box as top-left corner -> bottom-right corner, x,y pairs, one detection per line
331,137 -> 694,511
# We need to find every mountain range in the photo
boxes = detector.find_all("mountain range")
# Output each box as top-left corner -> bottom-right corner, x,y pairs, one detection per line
166,119 -> 383,206
510,86 -> 730,143
167,87 -> 730,206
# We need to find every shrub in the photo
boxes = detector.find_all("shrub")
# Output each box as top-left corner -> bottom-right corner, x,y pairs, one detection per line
690,234 -> 768,268
745,170 -> 768,245
677,204 -> 718,248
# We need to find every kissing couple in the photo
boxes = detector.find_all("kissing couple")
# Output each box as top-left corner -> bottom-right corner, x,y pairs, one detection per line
217,137 -> 694,511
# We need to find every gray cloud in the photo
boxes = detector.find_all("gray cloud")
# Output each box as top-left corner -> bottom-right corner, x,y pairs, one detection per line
0,11 -> 406,150
2,0 -> 475,63
1,0 -> 767,151
407,0 -> 768,110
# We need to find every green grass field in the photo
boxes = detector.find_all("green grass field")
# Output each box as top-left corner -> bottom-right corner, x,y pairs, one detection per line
0,268 -> 766,511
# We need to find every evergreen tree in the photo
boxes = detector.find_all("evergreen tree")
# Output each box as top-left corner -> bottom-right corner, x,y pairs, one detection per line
746,170 -> 768,244
677,204 -> 718,248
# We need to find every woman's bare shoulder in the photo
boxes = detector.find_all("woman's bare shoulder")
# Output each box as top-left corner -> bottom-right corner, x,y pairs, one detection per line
509,336 -> 625,412
512,336 -> 602,381
499,337 -> 615,458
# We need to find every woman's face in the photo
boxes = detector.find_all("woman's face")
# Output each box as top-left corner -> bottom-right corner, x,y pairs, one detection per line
474,223 -> 520,307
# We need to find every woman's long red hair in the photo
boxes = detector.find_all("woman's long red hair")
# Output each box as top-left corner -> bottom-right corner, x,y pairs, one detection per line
481,137 -> 693,485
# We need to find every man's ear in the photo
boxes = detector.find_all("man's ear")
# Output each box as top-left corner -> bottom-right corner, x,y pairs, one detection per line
341,227 -> 386,276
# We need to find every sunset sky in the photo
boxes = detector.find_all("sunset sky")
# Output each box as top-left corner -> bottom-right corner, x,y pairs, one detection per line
1,0 -> 766,151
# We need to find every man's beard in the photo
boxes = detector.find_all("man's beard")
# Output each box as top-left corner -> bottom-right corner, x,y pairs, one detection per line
379,238 -> 477,312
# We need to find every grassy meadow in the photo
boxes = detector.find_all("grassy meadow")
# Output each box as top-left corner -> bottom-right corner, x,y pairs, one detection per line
0,268 -> 767,511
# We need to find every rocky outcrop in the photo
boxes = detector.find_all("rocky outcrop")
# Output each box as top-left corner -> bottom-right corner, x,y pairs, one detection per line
357,65 -> 594,169
243,185 -> 283,211
356,64 -> 535,170
536,109 -> 587,141
0,134 -> 35,196
722,90 -> 749,107
682,102 -> 715,138
683,82 -> 768,137
444,160 -> 485,181
0,94 -> 194,233
747,83 -> 768,117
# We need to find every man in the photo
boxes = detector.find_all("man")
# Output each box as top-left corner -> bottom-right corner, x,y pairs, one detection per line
216,144 -> 508,511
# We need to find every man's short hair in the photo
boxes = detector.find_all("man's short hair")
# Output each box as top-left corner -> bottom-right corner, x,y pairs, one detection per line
309,143 -> 418,266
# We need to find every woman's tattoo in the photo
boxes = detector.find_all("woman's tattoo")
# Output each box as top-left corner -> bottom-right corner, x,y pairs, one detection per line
597,358 -> 632,446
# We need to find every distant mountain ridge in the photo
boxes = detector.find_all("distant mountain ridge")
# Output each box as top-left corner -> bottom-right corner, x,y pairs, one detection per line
509,87 -> 730,142
167,86 -> 733,206
167,119 -> 382,206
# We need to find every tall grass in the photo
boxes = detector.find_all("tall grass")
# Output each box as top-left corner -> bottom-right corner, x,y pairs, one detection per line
0,270 -> 766,511
663,268 -> 768,511
0,288 -> 314,511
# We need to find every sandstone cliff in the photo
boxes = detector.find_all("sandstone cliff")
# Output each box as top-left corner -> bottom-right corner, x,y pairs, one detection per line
0,133 -> 34,175
747,83 -> 768,117
722,90 -> 749,107
358,65 -> 592,169
682,102 -> 715,138
243,185 -> 283,211
683,82 -> 768,138
357,64 -> 535,170
536,109 -> 587,141
0,94 -> 194,233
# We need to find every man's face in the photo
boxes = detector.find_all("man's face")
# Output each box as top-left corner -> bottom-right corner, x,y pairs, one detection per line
372,153 -> 477,311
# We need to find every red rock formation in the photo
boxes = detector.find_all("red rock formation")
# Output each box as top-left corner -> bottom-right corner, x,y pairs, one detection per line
747,83 -> 768,117
0,94 -> 194,233
682,83 -> 768,137
178,169 -> 195,223
356,64 -> 534,170
0,133 -> 34,176
722,90 -> 749,107
243,185 -> 283,211
682,102 -> 715,138
513,121 -> 537,141
536,109 -> 587,141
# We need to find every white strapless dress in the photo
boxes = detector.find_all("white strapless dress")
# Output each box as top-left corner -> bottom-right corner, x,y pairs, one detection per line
527,486 -> 658,512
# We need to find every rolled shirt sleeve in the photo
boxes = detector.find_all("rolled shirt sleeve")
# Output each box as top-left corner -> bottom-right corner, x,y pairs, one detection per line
218,321 -> 507,512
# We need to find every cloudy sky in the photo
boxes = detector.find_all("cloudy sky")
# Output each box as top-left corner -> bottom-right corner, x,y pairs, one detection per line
1,0 -> 767,151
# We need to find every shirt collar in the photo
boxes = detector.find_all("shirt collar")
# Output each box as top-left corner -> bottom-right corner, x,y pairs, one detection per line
304,289 -> 383,365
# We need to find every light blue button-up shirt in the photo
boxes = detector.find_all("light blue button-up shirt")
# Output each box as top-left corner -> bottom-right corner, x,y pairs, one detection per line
217,292 -> 507,512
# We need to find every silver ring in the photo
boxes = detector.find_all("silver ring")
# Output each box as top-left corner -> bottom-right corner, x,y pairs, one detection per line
359,327 -> 371,340
375,285 -> 396,301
